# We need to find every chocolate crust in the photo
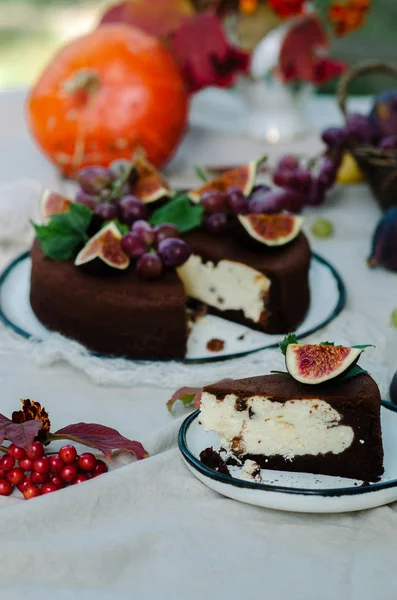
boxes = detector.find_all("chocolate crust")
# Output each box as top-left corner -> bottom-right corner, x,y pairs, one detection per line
184,230 -> 311,334
205,373 -> 384,482
30,241 -> 187,360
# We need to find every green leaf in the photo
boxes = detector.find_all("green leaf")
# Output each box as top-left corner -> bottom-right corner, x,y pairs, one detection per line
352,344 -> 375,349
270,370 -> 288,375
179,394 -> 197,406
150,193 -> 203,233
319,341 -> 334,346
32,203 -> 93,261
194,165 -> 208,182
279,334 -> 299,356
340,365 -> 368,381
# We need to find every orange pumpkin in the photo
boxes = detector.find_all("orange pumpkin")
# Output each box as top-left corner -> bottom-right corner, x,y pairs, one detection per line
27,25 -> 189,177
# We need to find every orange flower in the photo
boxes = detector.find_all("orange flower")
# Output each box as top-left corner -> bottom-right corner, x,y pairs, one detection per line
328,0 -> 371,37
12,399 -> 51,441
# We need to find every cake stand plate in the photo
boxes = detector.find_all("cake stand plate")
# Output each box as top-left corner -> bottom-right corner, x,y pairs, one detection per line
0,252 -> 345,363
179,403 -> 397,513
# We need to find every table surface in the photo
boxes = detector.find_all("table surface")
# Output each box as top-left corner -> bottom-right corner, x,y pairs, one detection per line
1,89 -> 397,600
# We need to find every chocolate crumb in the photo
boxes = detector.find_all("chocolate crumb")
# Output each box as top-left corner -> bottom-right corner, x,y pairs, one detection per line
237,333 -> 246,341
235,398 -> 247,412
361,480 -> 370,487
248,407 -> 255,419
199,447 -> 231,476
190,303 -> 208,323
207,338 -> 225,352
217,297 -> 224,305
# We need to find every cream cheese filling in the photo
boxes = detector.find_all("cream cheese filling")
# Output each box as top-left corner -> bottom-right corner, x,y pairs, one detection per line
177,255 -> 270,323
200,392 -> 354,459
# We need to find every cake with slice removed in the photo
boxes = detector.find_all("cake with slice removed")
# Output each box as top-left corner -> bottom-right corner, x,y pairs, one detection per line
199,367 -> 384,482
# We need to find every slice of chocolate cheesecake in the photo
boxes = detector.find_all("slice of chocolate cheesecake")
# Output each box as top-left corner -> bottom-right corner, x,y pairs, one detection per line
200,373 -> 384,482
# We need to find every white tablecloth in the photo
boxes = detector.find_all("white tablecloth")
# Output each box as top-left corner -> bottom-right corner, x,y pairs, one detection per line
1,89 -> 397,600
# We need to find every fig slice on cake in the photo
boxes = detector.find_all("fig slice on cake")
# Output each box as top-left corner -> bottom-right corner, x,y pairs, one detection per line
75,222 -> 130,270
40,189 -> 73,221
188,157 -> 265,204
285,342 -> 364,385
238,213 -> 303,246
132,156 -> 173,203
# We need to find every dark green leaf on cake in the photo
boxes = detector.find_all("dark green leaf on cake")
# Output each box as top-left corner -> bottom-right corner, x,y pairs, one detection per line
279,334 -> 298,356
32,203 -> 93,261
319,341 -> 334,346
351,344 -> 375,349
340,365 -> 368,381
194,165 -> 208,182
150,193 -> 204,233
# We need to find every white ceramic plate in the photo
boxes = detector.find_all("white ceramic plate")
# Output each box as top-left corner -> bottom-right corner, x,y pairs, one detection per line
0,252 -> 345,363
179,403 -> 397,513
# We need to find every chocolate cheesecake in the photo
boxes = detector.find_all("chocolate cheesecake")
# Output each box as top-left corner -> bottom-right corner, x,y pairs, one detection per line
200,373 -> 384,481
30,229 -> 311,360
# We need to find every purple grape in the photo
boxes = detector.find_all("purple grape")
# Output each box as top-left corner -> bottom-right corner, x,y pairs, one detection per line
248,191 -> 286,213
277,190 -> 304,213
119,195 -> 148,224
77,166 -> 111,194
201,191 -> 226,214
307,178 -> 326,206
225,187 -> 248,215
136,252 -> 163,279
379,135 -> 397,150
158,238 -> 192,267
132,220 -> 156,246
318,158 -> 338,189
321,127 -> 348,148
277,155 -> 299,171
75,190 -> 98,210
294,169 -> 312,194
346,113 -> 376,144
155,223 -> 180,243
121,232 -> 147,258
273,169 -> 297,189
94,202 -> 118,221
204,212 -> 228,233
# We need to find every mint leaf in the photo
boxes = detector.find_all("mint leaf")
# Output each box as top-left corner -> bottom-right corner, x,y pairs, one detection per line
32,203 -> 93,260
341,365 -> 368,381
320,341 -> 334,346
150,193 -> 203,233
352,345 -> 375,349
279,334 -> 298,356
194,165 -> 208,182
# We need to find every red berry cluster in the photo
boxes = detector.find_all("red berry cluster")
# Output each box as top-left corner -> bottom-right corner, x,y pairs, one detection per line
0,443 -> 108,500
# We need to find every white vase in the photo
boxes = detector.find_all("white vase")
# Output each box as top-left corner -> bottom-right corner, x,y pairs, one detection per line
236,77 -> 313,143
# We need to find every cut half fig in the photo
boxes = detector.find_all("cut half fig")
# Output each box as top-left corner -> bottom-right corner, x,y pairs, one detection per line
75,222 -> 130,270
238,213 -> 303,246
285,343 -> 363,385
40,189 -> 73,221
132,156 -> 173,203
188,157 -> 265,204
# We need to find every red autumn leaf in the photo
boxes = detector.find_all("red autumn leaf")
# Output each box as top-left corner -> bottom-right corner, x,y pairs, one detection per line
278,14 -> 346,85
54,423 -> 148,460
99,0 -> 194,39
0,414 -> 12,445
167,378 -> 234,413
167,386 -> 203,412
5,420 -> 43,449
170,13 -> 250,92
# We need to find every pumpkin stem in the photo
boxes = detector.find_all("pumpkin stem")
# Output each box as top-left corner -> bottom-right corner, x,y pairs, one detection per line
62,68 -> 100,96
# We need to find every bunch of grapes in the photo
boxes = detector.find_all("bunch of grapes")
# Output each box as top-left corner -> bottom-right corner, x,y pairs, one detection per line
323,112 -> 397,151
121,221 -> 192,279
0,442 -> 108,500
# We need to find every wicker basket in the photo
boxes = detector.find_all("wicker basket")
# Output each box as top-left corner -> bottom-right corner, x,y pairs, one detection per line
337,60 -> 397,212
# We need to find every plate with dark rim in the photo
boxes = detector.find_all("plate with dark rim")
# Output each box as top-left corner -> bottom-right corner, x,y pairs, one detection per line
0,251 -> 345,364
179,403 -> 397,513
